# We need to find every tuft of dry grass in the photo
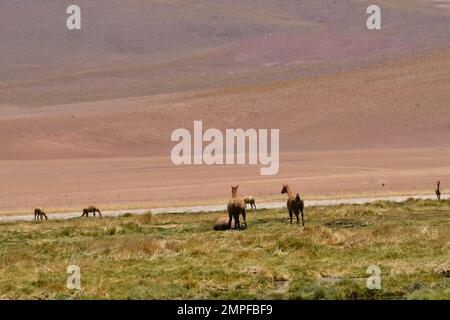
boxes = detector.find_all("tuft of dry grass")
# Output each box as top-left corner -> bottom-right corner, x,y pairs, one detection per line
136,211 -> 153,224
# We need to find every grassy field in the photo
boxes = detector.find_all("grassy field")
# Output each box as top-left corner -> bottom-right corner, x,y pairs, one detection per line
0,199 -> 449,300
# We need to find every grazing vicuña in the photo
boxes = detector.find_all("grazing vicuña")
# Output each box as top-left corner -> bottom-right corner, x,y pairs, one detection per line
243,196 -> 256,210
81,205 -> 102,217
34,207 -> 48,221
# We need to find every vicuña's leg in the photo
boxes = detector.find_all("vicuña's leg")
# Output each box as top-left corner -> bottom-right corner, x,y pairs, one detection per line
242,210 -> 247,229
234,214 -> 240,230
98,210 -> 102,217
227,211 -> 233,229
301,210 -> 304,227
289,209 -> 293,224
44,213 -> 48,220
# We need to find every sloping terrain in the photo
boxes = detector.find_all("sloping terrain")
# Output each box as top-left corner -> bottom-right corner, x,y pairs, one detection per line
1,0 -> 450,106
0,1 -> 449,211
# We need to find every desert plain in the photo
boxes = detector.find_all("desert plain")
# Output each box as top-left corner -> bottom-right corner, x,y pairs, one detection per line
1,0 -> 450,215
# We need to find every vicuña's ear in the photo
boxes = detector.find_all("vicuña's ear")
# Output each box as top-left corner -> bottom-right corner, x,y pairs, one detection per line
236,184 -> 239,188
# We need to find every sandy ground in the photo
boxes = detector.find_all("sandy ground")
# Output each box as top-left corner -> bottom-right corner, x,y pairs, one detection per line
1,50 -> 450,214
1,1 -> 450,214
2,50 -> 450,158
0,147 -> 449,215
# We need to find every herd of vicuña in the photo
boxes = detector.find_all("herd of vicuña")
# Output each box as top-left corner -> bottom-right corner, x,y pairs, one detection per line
31,181 -> 444,231
217,183 -> 305,231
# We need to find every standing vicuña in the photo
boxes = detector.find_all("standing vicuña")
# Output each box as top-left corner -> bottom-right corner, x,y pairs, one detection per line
243,196 -> 256,210
436,181 -> 441,200
281,184 -> 305,226
227,185 -> 247,230
81,205 -> 102,217
34,207 -> 48,221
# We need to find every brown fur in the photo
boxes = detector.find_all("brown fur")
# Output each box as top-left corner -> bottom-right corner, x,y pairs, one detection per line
436,181 -> 441,200
81,205 -> 102,217
213,217 -> 231,231
281,184 -> 305,226
243,196 -> 256,210
34,207 -> 48,221
227,185 -> 247,230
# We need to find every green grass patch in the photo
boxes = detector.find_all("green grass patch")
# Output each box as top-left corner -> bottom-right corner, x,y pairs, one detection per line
0,199 -> 449,299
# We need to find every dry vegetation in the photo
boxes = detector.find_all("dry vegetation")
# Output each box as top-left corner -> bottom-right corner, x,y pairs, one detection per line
0,200 -> 449,299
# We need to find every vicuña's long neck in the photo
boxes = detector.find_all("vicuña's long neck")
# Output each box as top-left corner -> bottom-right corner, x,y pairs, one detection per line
437,182 -> 440,190
286,185 -> 295,197
232,189 -> 238,198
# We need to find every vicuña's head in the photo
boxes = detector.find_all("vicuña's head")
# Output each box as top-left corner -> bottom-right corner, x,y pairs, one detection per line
281,184 -> 288,194
231,184 -> 240,197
